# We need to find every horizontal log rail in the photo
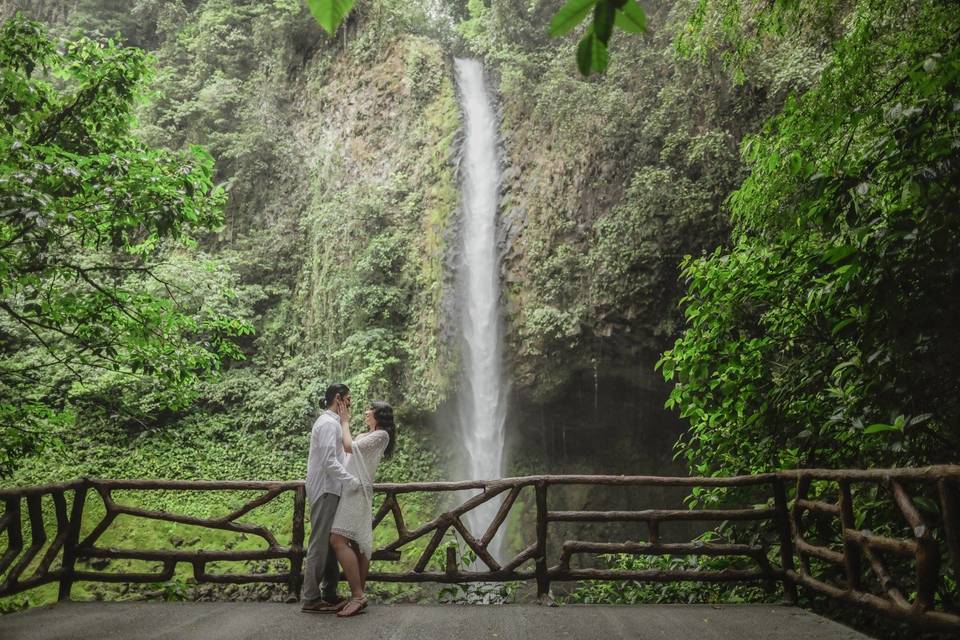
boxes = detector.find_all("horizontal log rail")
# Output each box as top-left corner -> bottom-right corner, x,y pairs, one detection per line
795,499 -> 841,516
553,540 -> 772,579
0,467 -> 958,632
546,508 -> 777,522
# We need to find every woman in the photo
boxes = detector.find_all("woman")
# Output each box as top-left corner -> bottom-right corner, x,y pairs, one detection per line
329,401 -> 396,617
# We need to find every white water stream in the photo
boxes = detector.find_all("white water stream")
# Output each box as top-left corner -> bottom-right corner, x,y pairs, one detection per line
453,58 -> 508,562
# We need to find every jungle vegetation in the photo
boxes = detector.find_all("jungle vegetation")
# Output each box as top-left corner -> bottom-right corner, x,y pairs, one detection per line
0,0 -> 957,627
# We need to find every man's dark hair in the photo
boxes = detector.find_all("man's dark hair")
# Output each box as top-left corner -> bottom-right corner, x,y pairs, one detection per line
323,382 -> 350,408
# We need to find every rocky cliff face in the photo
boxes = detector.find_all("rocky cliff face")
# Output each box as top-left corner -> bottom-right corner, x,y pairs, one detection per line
463,0 -> 821,474
2,0 -> 819,478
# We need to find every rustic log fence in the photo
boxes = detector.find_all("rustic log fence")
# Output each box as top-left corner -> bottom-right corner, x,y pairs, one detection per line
1,466 -> 958,632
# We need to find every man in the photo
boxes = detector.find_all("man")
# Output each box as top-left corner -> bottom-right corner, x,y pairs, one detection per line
301,382 -> 361,613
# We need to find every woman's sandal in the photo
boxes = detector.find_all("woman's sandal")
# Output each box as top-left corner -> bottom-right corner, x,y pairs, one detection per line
336,597 -> 367,618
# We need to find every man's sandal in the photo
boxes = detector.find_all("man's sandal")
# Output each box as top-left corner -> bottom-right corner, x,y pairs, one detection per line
336,597 -> 367,618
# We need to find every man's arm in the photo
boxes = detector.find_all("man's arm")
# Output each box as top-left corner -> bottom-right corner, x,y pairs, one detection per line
315,419 -> 360,488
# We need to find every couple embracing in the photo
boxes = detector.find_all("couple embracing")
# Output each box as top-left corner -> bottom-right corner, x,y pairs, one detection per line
300,383 -> 395,618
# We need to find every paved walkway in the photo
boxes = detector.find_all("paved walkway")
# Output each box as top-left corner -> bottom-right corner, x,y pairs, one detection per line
2,602 -> 870,640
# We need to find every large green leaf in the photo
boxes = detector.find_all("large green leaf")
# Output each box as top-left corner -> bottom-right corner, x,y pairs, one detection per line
592,35 -> 609,73
576,25 -> 610,76
550,0 -> 597,38
576,29 -> 594,75
305,0 -> 356,35
823,244 -> 857,264
863,423 -> 900,434
614,1 -> 646,33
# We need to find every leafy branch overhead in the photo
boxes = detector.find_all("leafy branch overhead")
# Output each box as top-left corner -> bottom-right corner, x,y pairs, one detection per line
550,0 -> 646,76
303,0 -> 645,76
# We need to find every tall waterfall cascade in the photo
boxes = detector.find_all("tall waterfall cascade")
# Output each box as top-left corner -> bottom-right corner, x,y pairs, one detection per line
452,58 -> 508,561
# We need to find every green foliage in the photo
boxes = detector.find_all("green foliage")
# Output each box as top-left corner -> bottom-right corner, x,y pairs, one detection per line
660,0 -> 960,475
299,175 -> 437,406
674,0 -> 842,83
134,0 -> 316,234
458,2 -> 804,397
0,14 -> 251,476
5,2 -> 958,628
0,0 -> 462,462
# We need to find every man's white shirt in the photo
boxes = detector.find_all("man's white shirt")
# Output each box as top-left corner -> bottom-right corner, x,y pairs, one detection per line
305,409 -> 360,504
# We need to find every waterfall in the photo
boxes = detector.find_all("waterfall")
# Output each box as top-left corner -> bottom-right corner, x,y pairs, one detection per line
453,58 -> 508,562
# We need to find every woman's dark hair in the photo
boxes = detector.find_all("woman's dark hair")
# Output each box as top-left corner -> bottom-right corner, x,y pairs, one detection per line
323,382 -> 350,408
370,401 -> 396,458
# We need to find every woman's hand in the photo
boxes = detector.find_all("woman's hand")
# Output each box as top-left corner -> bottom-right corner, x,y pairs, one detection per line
340,412 -> 354,454
335,396 -> 351,426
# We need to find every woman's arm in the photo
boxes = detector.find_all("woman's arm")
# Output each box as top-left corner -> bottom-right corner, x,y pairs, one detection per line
316,421 -> 360,488
341,418 -> 354,454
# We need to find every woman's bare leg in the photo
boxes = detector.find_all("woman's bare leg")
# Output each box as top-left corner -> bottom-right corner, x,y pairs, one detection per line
358,549 -> 370,592
329,533 -> 363,599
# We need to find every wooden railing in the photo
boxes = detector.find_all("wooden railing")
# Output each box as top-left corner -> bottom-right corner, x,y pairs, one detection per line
1,467 -> 958,632
783,467 -> 960,630
0,480 -> 305,601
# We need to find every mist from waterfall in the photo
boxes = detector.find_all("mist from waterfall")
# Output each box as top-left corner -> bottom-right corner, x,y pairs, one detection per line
453,58 -> 508,561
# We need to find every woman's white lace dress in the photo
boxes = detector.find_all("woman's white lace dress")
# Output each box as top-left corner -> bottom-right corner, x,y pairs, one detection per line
331,429 -> 389,559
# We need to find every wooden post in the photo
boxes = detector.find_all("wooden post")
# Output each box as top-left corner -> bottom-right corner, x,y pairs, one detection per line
773,478 -> 798,604
535,481 -> 550,602
445,545 -> 458,576
4,495 -> 47,587
0,496 -> 23,579
838,481 -> 861,591
648,520 -> 660,545
938,478 -> 960,585
792,475 -> 812,576
890,480 -> 939,611
289,486 -> 306,601
58,483 -> 87,602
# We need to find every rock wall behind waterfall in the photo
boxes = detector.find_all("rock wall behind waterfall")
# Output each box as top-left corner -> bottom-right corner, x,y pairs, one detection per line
459,0 -> 823,476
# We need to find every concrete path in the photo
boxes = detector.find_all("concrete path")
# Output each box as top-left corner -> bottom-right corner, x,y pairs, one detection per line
1,602 -> 870,640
